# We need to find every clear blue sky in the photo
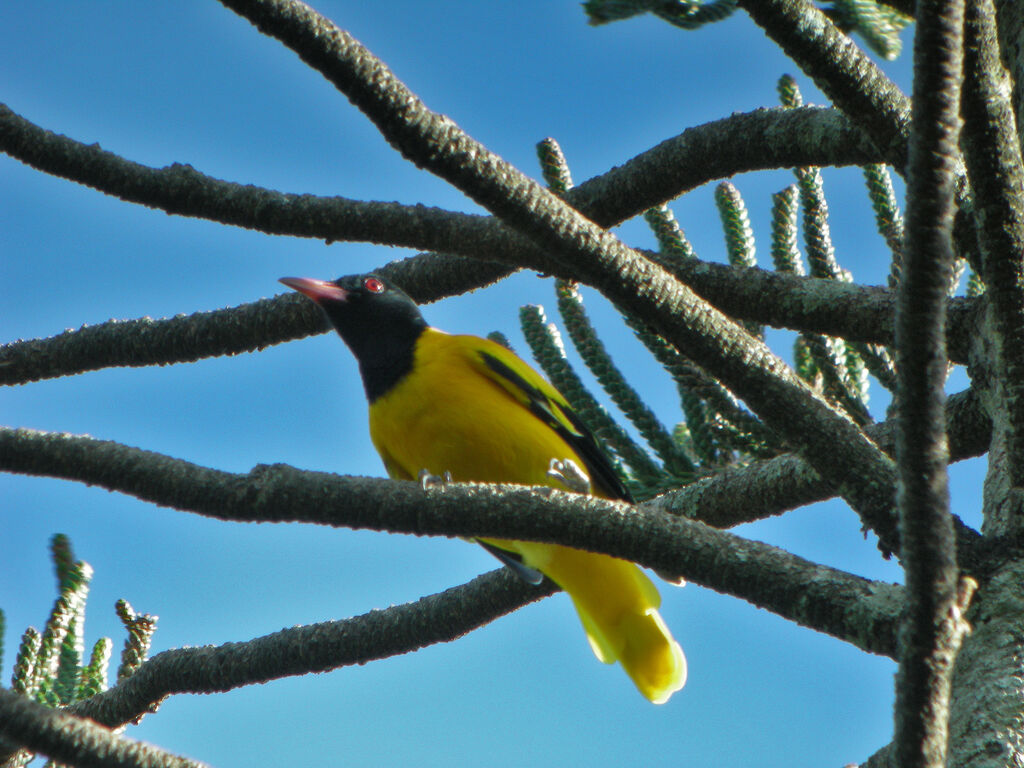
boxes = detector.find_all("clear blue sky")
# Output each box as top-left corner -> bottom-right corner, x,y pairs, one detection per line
2,3 -> 981,767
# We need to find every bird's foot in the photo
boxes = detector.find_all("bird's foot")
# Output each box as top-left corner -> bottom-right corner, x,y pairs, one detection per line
546,458 -> 590,494
419,469 -> 453,491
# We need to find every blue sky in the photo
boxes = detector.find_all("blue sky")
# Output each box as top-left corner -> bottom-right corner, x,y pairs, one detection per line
1,3 -> 981,766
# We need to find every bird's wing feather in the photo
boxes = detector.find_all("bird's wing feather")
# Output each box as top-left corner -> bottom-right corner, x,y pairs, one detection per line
471,341 -> 634,503
477,541 -> 545,585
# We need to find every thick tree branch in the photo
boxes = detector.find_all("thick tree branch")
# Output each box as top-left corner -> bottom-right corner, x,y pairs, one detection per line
0,103 -> 508,253
0,688 -> 204,768
0,103 -> 878,247
651,388 -> 988,532
564,106 -> 879,224
893,2 -> 970,766
0,100 -> 895,327
992,0 -> 1024,136
0,250 -> 978,386
0,254 -> 514,385
657,258 -> 976,364
962,0 -> 1024,519
736,0 -> 911,169
946,560 -> 1024,768
63,569 -> 553,732
0,426 -> 902,658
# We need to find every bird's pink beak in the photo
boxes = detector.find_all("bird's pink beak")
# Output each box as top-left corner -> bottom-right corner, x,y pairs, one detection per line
279,277 -> 349,303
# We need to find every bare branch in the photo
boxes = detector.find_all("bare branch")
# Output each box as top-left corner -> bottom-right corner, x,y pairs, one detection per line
0,103 -> 489,250
567,106 -> 879,224
0,254 -> 513,385
0,98 -> 925,389
63,569 -> 552,732
893,1 -> 970,765
0,687 -> 205,768
650,389 -> 989,531
0,559 -> 899,743
0,426 -> 901,658
0,249 -> 978,387
0,103 -> 877,248
655,256 -> 977,364
736,0 -> 911,169
962,0 -> 1024,527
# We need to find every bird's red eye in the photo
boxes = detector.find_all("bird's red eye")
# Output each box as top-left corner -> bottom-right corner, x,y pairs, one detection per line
364,277 -> 385,294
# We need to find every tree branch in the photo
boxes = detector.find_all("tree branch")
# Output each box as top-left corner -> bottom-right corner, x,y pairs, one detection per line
565,106 -> 879,224
63,569 -> 552,732
0,253 -> 514,385
0,248 -> 978,386
0,102 -> 878,247
0,99 -> 894,322
893,1 -> 971,766
0,103 -> 495,251
0,96 -> 927,388
651,388 -> 988,531
0,426 -> 902,658
0,687 -> 205,768
657,257 -> 976,363
962,0 -> 1024,525
736,0 -> 911,169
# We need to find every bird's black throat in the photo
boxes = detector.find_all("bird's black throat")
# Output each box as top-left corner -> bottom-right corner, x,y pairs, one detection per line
312,276 -> 429,404
347,319 -> 425,403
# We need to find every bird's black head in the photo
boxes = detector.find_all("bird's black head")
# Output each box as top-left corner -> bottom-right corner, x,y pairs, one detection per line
280,273 -> 428,402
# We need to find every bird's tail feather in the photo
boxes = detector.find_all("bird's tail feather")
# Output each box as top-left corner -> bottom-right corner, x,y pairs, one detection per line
488,539 -> 687,703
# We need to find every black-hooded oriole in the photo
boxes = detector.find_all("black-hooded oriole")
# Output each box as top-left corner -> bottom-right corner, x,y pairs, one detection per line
281,273 -> 686,703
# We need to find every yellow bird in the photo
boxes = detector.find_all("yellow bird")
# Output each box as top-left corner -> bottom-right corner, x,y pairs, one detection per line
281,273 -> 686,703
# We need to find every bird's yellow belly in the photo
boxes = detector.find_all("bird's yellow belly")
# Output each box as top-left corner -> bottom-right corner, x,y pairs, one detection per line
368,343 -> 581,489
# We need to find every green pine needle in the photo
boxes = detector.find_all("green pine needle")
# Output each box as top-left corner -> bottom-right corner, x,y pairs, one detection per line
33,560 -> 93,704
715,182 -> 757,270
116,599 -> 158,684
862,164 -> 905,289
770,185 -> 804,275
644,205 -> 697,261
715,182 -> 763,338
79,637 -> 113,699
852,342 -> 898,393
795,336 -> 820,386
803,334 -> 872,425
6,536 -> 159,733
797,168 -> 849,282
777,74 -> 803,108
12,628 -> 41,696
967,270 -> 986,297
536,138 -> 573,196
486,331 -> 514,351
622,311 -> 779,461
54,614 -> 85,705
50,534 -> 75,591
827,0 -> 911,60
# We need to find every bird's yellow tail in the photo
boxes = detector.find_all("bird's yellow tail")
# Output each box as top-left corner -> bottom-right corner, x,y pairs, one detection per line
614,608 -> 686,704
488,538 -> 687,703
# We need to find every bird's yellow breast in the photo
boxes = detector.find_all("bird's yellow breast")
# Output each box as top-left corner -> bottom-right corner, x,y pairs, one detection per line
368,328 -> 587,489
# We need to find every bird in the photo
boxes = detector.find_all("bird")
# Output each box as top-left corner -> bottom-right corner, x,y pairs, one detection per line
280,272 -> 686,703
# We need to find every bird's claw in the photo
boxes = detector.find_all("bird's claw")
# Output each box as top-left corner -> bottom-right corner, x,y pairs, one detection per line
419,469 -> 453,491
547,458 -> 590,494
